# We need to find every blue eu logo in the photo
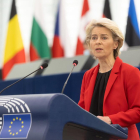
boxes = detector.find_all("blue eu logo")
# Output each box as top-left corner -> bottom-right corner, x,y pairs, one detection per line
0,114 -> 31,138
0,97 -> 32,139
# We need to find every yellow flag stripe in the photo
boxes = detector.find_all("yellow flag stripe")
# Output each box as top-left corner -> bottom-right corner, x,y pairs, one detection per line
4,15 -> 24,64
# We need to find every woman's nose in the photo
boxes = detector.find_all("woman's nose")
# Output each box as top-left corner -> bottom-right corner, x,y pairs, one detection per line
96,38 -> 101,44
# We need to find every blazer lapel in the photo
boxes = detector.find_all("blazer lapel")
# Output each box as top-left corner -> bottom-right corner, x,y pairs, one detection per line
103,57 -> 122,104
86,64 -> 99,111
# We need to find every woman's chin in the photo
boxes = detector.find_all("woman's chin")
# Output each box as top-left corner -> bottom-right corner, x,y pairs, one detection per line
93,55 -> 105,59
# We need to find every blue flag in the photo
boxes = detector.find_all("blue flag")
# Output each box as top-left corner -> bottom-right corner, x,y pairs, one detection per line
125,0 -> 140,46
0,113 -> 31,139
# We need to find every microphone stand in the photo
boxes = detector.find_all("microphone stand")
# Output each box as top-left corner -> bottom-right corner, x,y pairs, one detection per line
0,68 -> 40,94
61,65 -> 75,94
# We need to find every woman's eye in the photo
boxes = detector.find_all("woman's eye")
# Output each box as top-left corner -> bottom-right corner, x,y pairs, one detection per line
91,37 -> 97,40
102,37 -> 107,40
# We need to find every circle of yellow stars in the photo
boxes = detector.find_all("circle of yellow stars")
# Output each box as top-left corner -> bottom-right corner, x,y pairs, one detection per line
8,117 -> 24,136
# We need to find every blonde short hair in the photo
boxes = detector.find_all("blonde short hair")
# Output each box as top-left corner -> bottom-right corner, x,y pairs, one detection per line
86,18 -> 124,59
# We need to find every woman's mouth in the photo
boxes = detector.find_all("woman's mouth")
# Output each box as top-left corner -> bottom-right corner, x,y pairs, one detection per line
96,48 -> 103,51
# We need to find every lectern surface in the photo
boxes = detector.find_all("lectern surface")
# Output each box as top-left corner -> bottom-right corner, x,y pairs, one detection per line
0,94 -> 127,140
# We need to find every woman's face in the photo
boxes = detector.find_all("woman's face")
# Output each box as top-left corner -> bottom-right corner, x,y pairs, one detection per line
89,26 -> 118,60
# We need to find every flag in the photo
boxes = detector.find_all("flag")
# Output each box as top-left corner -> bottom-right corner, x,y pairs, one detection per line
0,114 -> 31,138
75,0 -> 90,55
30,0 -> 51,61
52,0 -> 72,58
103,0 -> 112,19
2,0 -> 26,80
51,2 -> 64,58
125,0 -> 140,47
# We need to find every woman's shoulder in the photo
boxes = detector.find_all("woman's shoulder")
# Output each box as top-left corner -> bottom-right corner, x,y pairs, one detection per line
120,62 -> 140,79
121,62 -> 139,72
116,57 -> 139,72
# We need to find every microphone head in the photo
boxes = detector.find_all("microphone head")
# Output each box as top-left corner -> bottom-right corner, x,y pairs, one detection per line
40,63 -> 48,69
73,60 -> 78,66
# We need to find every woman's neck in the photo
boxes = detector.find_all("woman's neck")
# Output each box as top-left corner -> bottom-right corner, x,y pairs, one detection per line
98,58 -> 115,73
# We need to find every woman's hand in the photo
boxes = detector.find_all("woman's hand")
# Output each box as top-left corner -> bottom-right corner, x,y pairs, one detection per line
97,116 -> 112,124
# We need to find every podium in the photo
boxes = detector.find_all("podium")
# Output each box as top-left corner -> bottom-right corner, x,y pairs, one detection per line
0,94 -> 128,140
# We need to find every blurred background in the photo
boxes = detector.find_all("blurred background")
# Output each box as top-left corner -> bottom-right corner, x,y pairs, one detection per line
0,0 -> 140,80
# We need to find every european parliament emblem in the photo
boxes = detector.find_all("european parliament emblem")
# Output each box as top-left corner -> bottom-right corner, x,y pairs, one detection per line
0,97 -> 32,139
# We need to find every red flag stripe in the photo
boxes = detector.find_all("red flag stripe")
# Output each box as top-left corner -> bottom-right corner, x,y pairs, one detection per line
52,36 -> 64,57
75,37 -> 84,55
30,43 -> 40,61
81,0 -> 89,17
2,49 -> 25,79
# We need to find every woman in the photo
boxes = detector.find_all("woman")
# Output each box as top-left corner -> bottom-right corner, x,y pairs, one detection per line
78,18 -> 140,140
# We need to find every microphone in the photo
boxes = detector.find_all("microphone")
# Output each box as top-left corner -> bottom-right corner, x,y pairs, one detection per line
0,63 -> 48,94
61,60 -> 78,94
